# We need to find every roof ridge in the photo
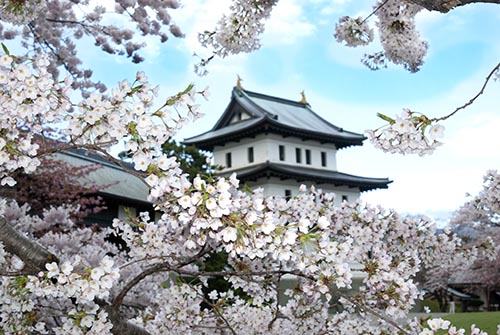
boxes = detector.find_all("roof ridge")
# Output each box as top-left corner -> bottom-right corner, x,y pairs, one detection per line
238,86 -> 309,108
60,149 -> 134,172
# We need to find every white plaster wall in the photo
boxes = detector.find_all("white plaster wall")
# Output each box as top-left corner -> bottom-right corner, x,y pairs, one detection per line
247,177 -> 360,206
213,137 -> 268,170
213,134 -> 338,172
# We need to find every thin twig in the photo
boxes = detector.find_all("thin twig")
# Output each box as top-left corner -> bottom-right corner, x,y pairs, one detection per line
339,293 -> 411,335
268,266 -> 284,331
112,248 -> 209,310
0,270 -> 34,276
431,61 -> 500,122
362,0 -> 391,24
184,280 -> 239,335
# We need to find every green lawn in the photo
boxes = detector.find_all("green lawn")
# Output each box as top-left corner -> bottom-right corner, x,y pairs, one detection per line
443,312 -> 500,334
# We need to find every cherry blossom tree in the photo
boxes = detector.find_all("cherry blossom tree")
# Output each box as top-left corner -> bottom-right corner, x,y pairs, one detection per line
0,0 -> 184,95
0,157 -> 107,220
0,1 -> 499,335
443,170 -> 500,310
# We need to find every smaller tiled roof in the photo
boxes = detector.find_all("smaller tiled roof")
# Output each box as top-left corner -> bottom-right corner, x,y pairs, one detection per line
184,87 -> 365,150
54,150 -> 150,205
221,162 -> 392,192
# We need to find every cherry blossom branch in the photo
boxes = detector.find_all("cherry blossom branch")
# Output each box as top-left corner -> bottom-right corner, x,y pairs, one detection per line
0,216 -> 59,273
0,213 -> 150,335
268,269 -> 286,331
106,307 -> 152,335
362,0 -> 391,23
431,61 -> 500,122
112,248 -> 210,310
338,293 -> 412,335
27,23 -> 82,84
0,270 -> 35,276
407,0 -> 500,12
185,281 -> 239,335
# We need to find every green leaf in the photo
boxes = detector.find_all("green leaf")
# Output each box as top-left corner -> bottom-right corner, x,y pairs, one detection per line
182,83 -> 194,95
377,113 -> 395,125
1,43 -> 9,55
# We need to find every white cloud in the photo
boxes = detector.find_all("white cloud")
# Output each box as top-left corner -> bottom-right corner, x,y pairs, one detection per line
261,0 -> 317,46
166,0 -> 232,56
173,0 -> 318,55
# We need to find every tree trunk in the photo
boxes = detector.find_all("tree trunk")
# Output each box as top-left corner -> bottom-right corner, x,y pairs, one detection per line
0,216 -> 58,273
0,217 -> 152,335
407,0 -> 500,13
434,288 -> 449,312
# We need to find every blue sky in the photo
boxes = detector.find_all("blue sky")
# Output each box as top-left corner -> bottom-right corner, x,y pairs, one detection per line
82,0 -> 500,221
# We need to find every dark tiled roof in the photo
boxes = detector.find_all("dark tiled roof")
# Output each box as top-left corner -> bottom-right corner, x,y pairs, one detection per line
184,87 -> 365,150
221,162 -> 392,192
55,150 -> 150,204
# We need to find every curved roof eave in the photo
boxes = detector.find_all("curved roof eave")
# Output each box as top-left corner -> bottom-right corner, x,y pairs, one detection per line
223,162 -> 392,192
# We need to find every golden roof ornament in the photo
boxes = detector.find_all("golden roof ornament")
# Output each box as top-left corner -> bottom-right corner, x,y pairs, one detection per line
236,75 -> 243,89
300,90 -> 307,104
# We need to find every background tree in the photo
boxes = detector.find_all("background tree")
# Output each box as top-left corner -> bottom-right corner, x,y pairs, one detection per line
0,0 -> 184,95
445,170 -> 500,310
161,138 -> 220,180
0,156 -> 107,220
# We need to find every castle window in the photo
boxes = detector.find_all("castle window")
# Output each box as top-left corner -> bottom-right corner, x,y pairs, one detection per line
295,148 -> 302,163
321,151 -> 327,167
225,152 -> 232,168
285,189 -> 292,200
248,147 -> 254,163
305,149 -> 311,165
279,145 -> 285,161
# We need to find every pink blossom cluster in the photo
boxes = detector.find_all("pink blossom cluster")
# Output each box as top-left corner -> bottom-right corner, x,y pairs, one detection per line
111,177 -> 480,332
472,170 -> 500,216
366,109 -> 445,156
67,74 -> 205,171
0,52 -> 206,188
373,0 -> 428,72
0,53 -> 72,186
201,0 -> 430,73
199,0 -> 278,57
26,256 -> 119,303
334,16 -> 374,47
0,0 -> 183,93
417,317 -> 490,335
0,0 -> 44,24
